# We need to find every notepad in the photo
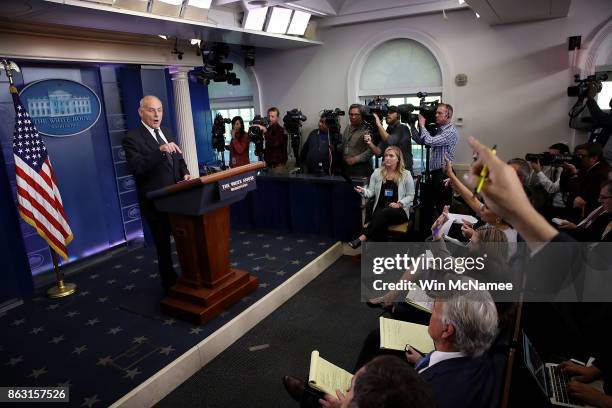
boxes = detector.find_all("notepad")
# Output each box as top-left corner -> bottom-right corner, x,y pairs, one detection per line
379,316 -> 435,353
405,288 -> 434,314
308,350 -> 353,396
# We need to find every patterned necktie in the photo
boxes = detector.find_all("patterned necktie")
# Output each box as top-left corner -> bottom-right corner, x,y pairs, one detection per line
415,352 -> 432,371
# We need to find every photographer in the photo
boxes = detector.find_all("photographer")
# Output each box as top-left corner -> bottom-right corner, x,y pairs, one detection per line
227,116 -> 250,168
338,104 -> 373,178
529,143 -> 571,219
256,107 -> 288,173
411,103 -> 458,211
586,82 -> 612,166
299,114 -> 331,175
566,143 -> 610,221
365,106 -> 413,173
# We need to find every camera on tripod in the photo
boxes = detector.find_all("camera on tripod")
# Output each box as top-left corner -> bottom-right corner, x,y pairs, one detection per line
525,152 -> 581,167
248,114 -> 269,158
212,113 -> 231,152
397,91 -> 439,135
283,109 -> 307,165
567,73 -> 608,98
322,108 -> 345,146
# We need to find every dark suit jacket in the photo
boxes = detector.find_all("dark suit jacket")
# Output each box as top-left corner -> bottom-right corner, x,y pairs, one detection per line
122,124 -> 189,219
420,354 -> 497,408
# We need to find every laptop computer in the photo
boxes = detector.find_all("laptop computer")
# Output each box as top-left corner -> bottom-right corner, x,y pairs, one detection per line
522,330 -> 602,407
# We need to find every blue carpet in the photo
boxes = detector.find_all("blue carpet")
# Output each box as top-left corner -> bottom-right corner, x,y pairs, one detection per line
0,229 -> 334,408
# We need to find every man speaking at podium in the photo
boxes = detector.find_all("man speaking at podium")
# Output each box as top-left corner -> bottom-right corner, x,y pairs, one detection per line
122,95 -> 192,290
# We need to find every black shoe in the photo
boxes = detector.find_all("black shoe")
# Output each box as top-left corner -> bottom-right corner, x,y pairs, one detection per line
282,375 -> 305,402
348,239 -> 362,249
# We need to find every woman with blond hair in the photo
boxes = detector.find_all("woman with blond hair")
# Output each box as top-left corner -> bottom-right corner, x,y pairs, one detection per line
349,145 -> 415,248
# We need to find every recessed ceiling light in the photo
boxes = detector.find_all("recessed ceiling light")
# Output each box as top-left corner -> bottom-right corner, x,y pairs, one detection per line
157,0 -> 182,5
265,7 -> 292,35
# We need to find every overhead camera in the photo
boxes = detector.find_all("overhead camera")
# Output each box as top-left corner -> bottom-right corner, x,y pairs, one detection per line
248,114 -> 269,159
397,91 -> 439,135
193,42 -> 241,86
567,73 -> 608,98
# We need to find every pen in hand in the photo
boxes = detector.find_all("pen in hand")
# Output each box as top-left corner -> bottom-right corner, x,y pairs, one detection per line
474,144 -> 497,195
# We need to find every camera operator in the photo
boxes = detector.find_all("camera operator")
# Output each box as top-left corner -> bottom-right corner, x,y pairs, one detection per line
365,106 -> 413,173
586,82 -> 612,167
255,107 -> 288,173
338,104 -> 373,178
299,114 -> 331,175
528,143 -> 571,219
566,143 -> 611,221
227,116 -> 250,168
411,103 -> 458,211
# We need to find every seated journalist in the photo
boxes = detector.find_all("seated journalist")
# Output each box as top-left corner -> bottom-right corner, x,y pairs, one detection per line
283,290 -> 498,408
348,146 -> 414,248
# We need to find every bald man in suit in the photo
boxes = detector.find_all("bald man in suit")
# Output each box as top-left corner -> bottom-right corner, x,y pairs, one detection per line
122,95 -> 191,290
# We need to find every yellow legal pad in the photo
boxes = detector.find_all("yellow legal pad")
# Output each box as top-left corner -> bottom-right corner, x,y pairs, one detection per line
379,316 -> 435,353
308,350 -> 353,396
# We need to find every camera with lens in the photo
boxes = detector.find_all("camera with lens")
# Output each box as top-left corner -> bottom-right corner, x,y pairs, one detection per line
525,152 -> 581,167
567,73 -> 608,98
283,109 -> 307,165
322,108 -> 345,146
361,97 -> 389,145
248,114 -> 269,158
212,113 -> 231,152
397,91 -> 439,135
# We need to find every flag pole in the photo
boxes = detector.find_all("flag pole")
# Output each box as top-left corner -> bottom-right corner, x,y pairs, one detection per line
47,245 -> 76,299
1,59 -> 77,299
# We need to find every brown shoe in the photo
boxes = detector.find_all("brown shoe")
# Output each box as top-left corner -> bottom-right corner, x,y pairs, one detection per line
282,375 -> 305,402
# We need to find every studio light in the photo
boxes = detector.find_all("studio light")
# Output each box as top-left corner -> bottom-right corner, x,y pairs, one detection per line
243,6 -> 268,31
265,7 -> 292,35
187,0 -> 212,8
152,0 -> 182,17
286,10 -> 310,36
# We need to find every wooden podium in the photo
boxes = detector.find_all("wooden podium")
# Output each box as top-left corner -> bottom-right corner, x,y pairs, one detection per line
148,162 -> 264,324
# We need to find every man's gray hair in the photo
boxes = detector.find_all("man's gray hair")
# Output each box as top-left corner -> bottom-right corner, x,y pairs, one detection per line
507,158 -> 531,185
440,290 -> 498,357
139,95 -> 162,108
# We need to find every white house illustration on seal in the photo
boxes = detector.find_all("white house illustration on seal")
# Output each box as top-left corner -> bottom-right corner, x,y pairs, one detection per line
27,89 -> 92,118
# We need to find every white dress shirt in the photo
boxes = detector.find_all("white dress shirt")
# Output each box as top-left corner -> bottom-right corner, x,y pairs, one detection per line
418,350 -> 466,374
141,121 -> 169,144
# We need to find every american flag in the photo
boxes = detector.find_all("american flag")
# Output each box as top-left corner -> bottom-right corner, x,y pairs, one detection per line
11,91 -> 73,260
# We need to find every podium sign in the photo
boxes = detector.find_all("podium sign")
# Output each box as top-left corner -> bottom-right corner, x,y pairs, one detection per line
148,162 -> 264,324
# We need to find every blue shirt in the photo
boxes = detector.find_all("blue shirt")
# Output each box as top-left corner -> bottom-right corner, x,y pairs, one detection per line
412,123 -> 458,171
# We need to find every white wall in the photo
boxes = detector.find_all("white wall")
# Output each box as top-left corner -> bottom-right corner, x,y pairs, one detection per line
254,0 -> 612,164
